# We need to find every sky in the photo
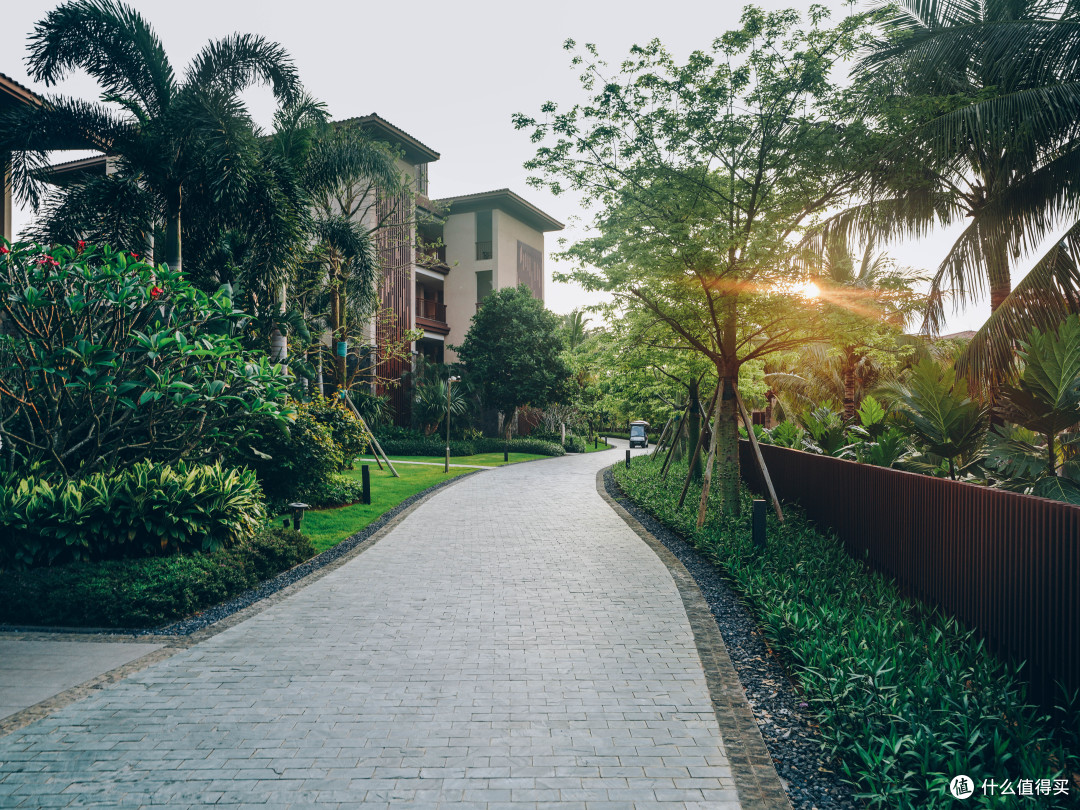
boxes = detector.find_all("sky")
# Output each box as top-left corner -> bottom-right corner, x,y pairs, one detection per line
3,0 -> 1022,334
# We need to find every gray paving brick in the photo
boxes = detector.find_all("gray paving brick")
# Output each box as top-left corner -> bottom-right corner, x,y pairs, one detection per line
0,446 -> 756,808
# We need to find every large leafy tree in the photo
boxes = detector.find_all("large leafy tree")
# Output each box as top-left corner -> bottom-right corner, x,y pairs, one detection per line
515,7 -> 879,515
453,285 -> 572,438
0,0 -> 301,273
840,0 -> 1080,384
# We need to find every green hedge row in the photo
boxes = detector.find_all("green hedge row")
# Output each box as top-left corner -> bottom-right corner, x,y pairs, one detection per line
1,462 -> 265,571
604,430 -> 660,443
375,436 -> 565,458
0,526 -> 313,629
613,459 -> 1078,809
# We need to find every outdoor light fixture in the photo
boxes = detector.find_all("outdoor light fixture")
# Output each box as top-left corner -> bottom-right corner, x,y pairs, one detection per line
287,502 -> 310,531
446,376 -> 461,472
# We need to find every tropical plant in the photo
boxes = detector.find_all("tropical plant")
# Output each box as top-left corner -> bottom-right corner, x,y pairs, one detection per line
0,461 -> 265,570
304,395 -> 372,468
843,0 -> 1080,384
883,359 -> 989,479
0,242 -> 293,478
240,403 -> 343,507
799,404 -> 855,458
0,0 -> 302,273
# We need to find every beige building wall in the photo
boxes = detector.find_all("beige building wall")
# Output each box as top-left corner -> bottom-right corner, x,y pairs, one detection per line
493,210 -> 545,297
442,211 -> 487,363
441,209 -> 547,363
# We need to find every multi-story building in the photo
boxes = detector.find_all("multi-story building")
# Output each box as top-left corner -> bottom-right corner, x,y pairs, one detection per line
0,73 -> 44,244
350,115 -> 563,421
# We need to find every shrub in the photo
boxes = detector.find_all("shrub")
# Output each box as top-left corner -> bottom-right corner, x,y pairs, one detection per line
0,242 -> 293,478
243,406 -> 343,507
0,462 -> 265,570
474,437 -> 565,456
304,395 -> 371,468
613,460 -> 1078,809
378,437 -> 477,457
563,435 -> 587,453
0,525 -> 313,628
306,474 -> 366,508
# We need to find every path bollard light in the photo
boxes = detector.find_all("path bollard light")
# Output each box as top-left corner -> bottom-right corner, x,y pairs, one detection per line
594,436 -> 598,449
752,499 -> 767,548
361,464 -> 371,505
504,447 -> 509,462
288,502 -> 310,531
626,449 -> 631,468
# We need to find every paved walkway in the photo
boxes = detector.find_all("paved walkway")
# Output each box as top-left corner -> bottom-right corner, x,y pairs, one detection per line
0,445 -> 781,809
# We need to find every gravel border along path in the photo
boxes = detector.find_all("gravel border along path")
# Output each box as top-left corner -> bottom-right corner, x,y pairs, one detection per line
603,466 -> 865,810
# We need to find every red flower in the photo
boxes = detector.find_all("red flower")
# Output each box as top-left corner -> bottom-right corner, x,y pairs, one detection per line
130,252 -> 140,260
0,246 -> 8,255
76,240 -> 86,253
37,256 -> 59,267
150,286 -> 163,298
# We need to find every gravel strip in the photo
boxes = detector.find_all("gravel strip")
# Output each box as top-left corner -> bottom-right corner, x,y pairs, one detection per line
604,467 -> 864,810
149,471 -> 481,636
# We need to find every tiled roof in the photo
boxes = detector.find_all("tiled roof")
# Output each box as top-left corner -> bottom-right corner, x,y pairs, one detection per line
433,188 -> 564,232
334,113 -> 440,163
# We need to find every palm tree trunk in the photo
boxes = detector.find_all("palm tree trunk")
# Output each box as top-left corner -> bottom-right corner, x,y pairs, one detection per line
842,347 -> 856,420
164,212 -> 181,273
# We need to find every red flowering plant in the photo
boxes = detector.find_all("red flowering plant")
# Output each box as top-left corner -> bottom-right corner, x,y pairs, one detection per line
0,242 -> 294,478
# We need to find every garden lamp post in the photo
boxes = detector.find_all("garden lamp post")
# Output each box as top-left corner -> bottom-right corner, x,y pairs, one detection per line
445,376 -> 460,472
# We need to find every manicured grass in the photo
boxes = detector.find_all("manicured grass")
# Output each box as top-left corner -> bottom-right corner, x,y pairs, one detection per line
291,463 -> 472,553
583,439 -> 613,453
356,452 -> 547,468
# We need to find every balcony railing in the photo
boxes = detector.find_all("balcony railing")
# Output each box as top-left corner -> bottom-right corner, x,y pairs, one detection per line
416,297 -> 447,323
417,245 -> 447,268
475,241 -> 493,260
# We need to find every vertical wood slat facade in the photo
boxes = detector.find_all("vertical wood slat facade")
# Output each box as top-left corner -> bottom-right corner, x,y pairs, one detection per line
375,190 -> 414,423
738,441 -> 1080,706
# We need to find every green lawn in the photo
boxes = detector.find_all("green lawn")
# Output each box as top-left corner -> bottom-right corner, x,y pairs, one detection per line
356,452 -> 548,467
583,439 -> 614,454
286,464 -> 472,553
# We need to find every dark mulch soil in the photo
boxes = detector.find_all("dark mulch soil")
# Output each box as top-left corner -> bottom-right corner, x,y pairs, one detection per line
150,471 -> 479,636
604,468 -> 864,810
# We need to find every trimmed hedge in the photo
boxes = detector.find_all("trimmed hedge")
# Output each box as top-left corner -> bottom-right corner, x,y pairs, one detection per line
563,435 -> 587,453
0,525 -> 313,629
1,462 -> 265,570
604,430 -> 660,443
613,459 -> 1079,809
375,436 -> 565,458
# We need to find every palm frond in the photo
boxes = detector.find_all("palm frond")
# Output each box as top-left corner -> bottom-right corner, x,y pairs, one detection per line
958,218 -> 1080,383
27,0 -> 175,117
183,32 -> 301,104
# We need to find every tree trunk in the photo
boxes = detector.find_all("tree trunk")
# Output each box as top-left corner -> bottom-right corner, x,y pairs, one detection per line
716,375 -> 741,516
164,212 -> 182,273
842,347 -> 856,420
688,379 -> 702,481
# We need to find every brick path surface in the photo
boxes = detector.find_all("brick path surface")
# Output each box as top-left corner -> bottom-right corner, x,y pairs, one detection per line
0,447 -> 749,809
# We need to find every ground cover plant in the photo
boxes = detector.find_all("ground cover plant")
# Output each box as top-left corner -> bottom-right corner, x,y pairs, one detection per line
613,458 -> 1079,808
0,525 -> 312,628
0,462 -> 265,570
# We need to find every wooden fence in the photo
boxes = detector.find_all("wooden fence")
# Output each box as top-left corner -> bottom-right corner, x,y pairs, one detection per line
739,441 -> 1080,706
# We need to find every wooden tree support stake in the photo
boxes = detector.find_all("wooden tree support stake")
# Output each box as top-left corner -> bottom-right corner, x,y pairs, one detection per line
735,388 -> 783,523
677,384 -> 720,510
695,385 -> 725,529
650,416 -> 674,460
343,391 -> 400,478
660,403 -> 690,478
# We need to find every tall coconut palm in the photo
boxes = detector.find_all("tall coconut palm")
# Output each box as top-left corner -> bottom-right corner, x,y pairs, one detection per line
0,0 -> 301,272
828,0 -> 1080,386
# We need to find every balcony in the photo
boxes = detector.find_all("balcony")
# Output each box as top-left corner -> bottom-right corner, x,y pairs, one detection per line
417,245 -> 450,273
475,241 -> 492,261
416,297 -> 449,335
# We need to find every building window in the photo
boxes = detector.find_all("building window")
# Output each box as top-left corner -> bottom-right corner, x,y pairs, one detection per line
517,241 -> 543,298
476,270 -> 493,305
415,163 -> 428,195
475,210 -> 492,260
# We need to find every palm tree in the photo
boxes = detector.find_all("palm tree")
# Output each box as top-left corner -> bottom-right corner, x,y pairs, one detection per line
562,309 -> 590,350
0,0 -> 301,273
832,0 -> 1080,385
